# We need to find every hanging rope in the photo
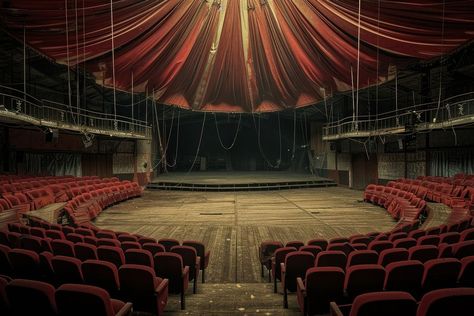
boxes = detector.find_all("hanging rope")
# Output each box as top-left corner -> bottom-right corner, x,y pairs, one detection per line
291,111 -> 296,161
214,113 -> 241,150
395,69 -> 399,126
351,65 -> 356,130
355,0 -> 362,131
252,113 -> 282,169
109,0 -> 117,130
375,0 -> 380,134
166,111 -> 180,168
186,112 -> 207,173
65,0 -> 73,122
131,71 -> 134,130
434,0 -> 446,123
74,0 -> 80,122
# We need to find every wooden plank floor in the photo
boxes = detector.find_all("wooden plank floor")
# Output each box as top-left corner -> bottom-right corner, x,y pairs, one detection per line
94,187 -> 397,284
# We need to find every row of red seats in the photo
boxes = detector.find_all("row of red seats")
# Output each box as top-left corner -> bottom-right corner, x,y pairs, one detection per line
329,288 -> 474,316
364,185 -> 427,222
0,277 -> 133,316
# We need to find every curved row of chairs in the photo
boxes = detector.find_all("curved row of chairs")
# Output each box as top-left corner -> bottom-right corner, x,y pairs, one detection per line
0,276 -> 134,316
259,216 -> 474,314
329,288 -> 474,316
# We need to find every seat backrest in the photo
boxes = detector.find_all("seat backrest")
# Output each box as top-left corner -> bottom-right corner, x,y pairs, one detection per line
118,234 -> 139,243
453,240 -> 474,259
368,241 -> 394,254
137,236 -> 157,245
119,264 -> 156,294
45,230 -> 65,240
408,229 -> 426,240
75,228 -> 95,237
409,245 -> 439,263
459,256 -> 474,287
273,247 -> 297,276
82,259 -> 120,295
154,252 -> 183,278
417,235 -> 440,246
98,238 -> 121,248
51,240 -> 75,257
284,251 -> 315,291
299,245 -> 323,258
378,248 -> 409,267
422,258 -> 462,292
384,260 -> 424,296
142,243 -> 166,256
286,240 -> 304,250
460,228 -> 474,242
55,283 -> 116,316
125,249 -> 154,267
259,241 -> 283,263
158,238 -> 180,252
315,250 -> 347,270
347,250 -> 379,268
345,264 -> 386,299
52,255 -> 83,284
97,246 -> 125,268
6,279 -> 57,315
304,267 -> 345,315
121,241 -> 141,251
96,231 -> 117,240
307,238 -> 328,250
393,238 -> 417,249
417,288 -> 474,316
19,235 -> 44,254
349,291 -> 417,316
8,248 -> 40,279
74,243 -> 98,261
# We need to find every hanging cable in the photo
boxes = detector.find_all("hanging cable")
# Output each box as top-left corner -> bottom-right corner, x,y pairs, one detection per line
355,0 -> 362,132
166,111 -> 180,168
131,71 -> 134,130
186,113 -> 207,173
214,113 -> 241,150
65,0 -> 73,124
434,0 -> 446,124
395,70 -> 399,126
74,0 -> 80,122
375,0 -> 380,136
252,113 -> 281,169
291,111 -> 296,161
351,65 -> 356,130
109,0 -> 117,130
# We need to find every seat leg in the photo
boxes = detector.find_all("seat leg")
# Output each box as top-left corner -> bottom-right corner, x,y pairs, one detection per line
202,269 -> 205,283
181,290 -> 185,310
273,274 -> 277,293
261,264 -> 264,277
194,277 -> 197,294
283,286 -> 288,308
268,268 -> 271,283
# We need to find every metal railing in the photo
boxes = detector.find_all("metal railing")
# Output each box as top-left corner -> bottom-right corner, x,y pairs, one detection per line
323,92 -> 474,139
0,85 -> 151,139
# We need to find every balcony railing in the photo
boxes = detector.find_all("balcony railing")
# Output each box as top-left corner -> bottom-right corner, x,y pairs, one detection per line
323,92 -> 474,140
0,85 -> 151,139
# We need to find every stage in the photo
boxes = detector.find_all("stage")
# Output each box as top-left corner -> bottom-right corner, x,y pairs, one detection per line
147,171 -> 336,191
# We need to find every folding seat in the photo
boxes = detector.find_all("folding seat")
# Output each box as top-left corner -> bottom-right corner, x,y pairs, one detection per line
422,258 -> 462,293
417,287 -> 474,316
368,240 -> 393,254
349,236 -> 371,246
453,240 -> 474,259
409,245 -> 439,263
142,243 -> 166,256
97,246 -> 125,268
408,229 -> 426,240
30,227 -> 46,238
5,279 -> 57,315
19,235 -> 44,254
82,259 -> 120,297
344,264 -> 386,301
171,246 -> 200,294
299,245 -> 322,257
61,226 -> 75,236
271,247 -> 297,293
7,232 -> 21,249
307,238 -> 328,250
118,234 -> 139,243
436,233 -> 460,247
0,244 -> 12,276
329,237 -> 350,244
137,236 -> 156,245
393,237 -> 417,249
458,256 -> 474,287
158,238 -> 180,252
346,250 -> 378,268
285,240 -> 304,250
388,232 -> 407,242
52,255 -> 84,285
182,240 -> 210,283
259,241 -> 283,281
461,227 -> 474,241
384,260 -> 424,298
8,248 -> 41,279
125,248 -> 154,268
119,264 -> 168,315
280,251 -> 315,308
154,252 -> 189,310
297,267 -> 345,315
66,233 -> 85,243
378,248 -> 409,267
45,229 -> 65,240
121,241 -> 141,251
51,239 -> 75,257
315,250 -> 347,270
74,242 -> 98,261
75,227 -> 95,237
55,283 -> 132,316
330,291 -> 417,316
98,238 -> 122,248
96,230 -> 117,240
84,235 -> 99,246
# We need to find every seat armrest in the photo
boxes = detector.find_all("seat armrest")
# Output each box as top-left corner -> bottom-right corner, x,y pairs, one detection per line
280,262 -> 286,287
204,251 -> 210,268
155,278 -> 169,294
330,302 -> 344,316
116,302 -> 133,316
296,277 -> 305,295
195,256 -> 201,271
183,265 -> 190,278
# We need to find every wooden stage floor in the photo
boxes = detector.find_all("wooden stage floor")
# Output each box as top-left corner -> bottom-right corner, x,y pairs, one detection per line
94,187 -> 396,284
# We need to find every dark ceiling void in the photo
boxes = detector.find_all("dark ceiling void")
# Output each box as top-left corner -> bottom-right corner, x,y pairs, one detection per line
1,0 -> 473,113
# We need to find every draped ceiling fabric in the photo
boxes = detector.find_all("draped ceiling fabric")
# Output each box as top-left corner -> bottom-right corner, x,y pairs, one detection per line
1,0 -> 474,112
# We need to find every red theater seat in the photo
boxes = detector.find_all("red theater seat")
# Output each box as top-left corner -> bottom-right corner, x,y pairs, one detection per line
182,240 -> 211,283
384,260 -> 424,299
82,259 -> 120,297
417,288 -> 474,316
344,264 -> 386,301
280,251 -> 315,308
259,241 -> 283,281
6,279 -> 57,315
422,258 -> 461,293
154,252 -> 189,310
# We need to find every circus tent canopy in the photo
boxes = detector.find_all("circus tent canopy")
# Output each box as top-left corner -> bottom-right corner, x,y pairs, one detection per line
1,0 -> 473,112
